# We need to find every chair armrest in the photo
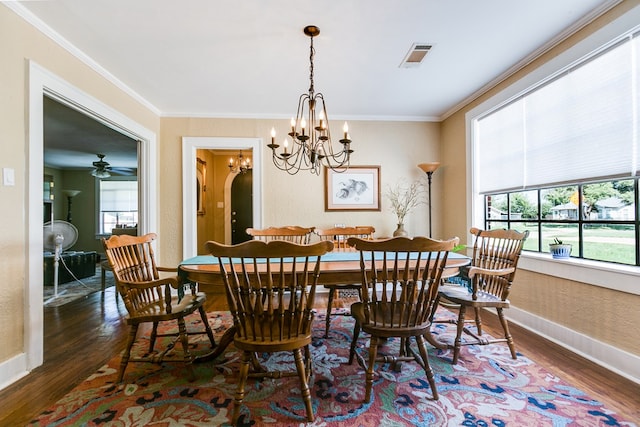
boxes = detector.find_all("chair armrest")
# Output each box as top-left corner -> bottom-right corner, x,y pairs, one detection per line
467,266 -> 515,279
119,276 -> 180,289
157,266 -> 178,273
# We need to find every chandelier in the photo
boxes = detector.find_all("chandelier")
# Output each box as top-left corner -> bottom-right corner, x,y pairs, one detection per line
228,151 -> 252,174
268,25 -> 353,175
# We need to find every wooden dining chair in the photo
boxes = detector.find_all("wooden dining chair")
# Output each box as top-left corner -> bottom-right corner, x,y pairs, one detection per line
315,226 -> 375,338
205,239 -> 334,424
103,233 -> 216,383
437,227 -> 528,364
346,236 -> 459,403
246,225 -> 315,244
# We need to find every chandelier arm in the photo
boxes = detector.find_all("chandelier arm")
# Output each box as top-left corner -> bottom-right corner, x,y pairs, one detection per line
271,149 -> 318,174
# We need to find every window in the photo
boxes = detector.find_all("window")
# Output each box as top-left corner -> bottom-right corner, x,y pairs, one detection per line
474,27 -> 640,267
99,179 -> 138,234
484,179 -> 638,265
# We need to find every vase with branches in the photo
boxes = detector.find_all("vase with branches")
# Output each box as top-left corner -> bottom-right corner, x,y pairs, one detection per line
386,180 -> 424,237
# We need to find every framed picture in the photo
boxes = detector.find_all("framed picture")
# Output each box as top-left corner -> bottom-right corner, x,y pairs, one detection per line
325,165 -> 381,211
196,157 -> 206,215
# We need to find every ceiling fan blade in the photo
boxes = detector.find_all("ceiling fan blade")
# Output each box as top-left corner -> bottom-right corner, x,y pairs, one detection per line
109,167 -> 136,176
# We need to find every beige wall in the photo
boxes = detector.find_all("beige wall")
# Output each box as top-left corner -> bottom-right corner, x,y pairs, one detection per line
160,118 -> 441,266
440,1 -> 640,358
0,5 -> 159,364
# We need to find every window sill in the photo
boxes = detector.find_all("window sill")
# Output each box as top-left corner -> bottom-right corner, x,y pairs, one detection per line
519,252 -> 640,296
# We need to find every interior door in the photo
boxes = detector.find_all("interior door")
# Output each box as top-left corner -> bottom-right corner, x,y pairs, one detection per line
231,170 -> 253,244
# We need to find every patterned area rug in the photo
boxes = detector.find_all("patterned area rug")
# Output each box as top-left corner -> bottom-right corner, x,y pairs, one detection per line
30,310 -> 637,426
44,265 -> 114,307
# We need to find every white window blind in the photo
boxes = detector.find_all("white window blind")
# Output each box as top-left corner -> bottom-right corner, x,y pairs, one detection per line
100,180 -> 138,212
476,32 -> 638,194
476,100 -> 525,192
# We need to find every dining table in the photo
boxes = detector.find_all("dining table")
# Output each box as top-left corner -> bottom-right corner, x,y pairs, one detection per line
179,249 -> 470,363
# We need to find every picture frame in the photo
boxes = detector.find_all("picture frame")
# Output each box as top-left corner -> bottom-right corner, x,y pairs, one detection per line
325,165 -> 381,211
196,157 -> 206,215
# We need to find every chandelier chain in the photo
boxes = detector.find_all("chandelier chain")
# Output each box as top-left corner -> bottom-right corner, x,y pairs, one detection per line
308,36 -> 315,95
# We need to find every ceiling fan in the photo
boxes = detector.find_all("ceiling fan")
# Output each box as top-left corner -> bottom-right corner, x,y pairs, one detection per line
91,153 -> 136,178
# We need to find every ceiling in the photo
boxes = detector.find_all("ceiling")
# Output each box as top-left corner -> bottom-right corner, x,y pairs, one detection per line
43,97 -> 138,171
11,0 -> 616,169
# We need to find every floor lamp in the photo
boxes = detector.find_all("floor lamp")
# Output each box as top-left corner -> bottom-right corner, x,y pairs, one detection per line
418,163 -> 440,238
62,190 -> 81,223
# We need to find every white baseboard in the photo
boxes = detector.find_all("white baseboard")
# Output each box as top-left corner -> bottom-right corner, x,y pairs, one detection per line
508,307 -> 640,385
0,353 -> 29,392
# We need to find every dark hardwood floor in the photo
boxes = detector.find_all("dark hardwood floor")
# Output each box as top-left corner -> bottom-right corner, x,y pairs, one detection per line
0,286 -> 638,425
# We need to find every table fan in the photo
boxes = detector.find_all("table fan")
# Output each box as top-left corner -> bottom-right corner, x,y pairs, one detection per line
43,220 -> 78,297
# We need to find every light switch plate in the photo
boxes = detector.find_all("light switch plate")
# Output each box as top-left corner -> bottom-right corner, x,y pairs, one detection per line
3,168 -> 15,186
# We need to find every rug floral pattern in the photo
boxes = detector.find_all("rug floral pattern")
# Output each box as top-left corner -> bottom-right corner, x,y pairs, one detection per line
31,311 -> 637,426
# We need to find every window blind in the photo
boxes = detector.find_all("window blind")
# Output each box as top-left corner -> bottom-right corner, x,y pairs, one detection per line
100,180 -> 138,212
476,33 -> 638,194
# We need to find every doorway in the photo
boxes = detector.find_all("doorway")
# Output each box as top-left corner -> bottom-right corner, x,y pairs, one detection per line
43,96 -> 139,254
26,61 -> 157,373
182,137 -> 263,259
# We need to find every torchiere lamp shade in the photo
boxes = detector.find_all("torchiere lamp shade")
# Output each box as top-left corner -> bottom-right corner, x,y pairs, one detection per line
418,162 -> 440,174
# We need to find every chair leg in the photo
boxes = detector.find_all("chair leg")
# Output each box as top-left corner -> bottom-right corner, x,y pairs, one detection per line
304,345 -> 312,383
452,305 -> 467,365
364,335 -> 379,403
293,348 -> 315,422
177,317 -> 196,381
325,287 -> 336,338
232,351 -> 251,425
349,320 -> 361,364
198,306 -> 216,347
118,323 -> 138,383
497,308 -> 517,359
474,306 -> 483,336
415,335 -> 439,400
149,321 -> 159,352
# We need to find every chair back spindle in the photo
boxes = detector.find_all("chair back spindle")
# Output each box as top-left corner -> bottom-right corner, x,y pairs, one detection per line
246,226 -> 315,244
315,226 -> 375,249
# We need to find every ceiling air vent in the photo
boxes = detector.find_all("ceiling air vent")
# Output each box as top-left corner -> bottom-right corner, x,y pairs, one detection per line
400,43 -> 432,68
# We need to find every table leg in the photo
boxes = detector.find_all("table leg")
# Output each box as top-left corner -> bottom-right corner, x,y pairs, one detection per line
194,326 -> 236,363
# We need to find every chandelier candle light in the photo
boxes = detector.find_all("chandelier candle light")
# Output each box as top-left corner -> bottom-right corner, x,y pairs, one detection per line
268,25 -> 353,175
228,151 -> 251,174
